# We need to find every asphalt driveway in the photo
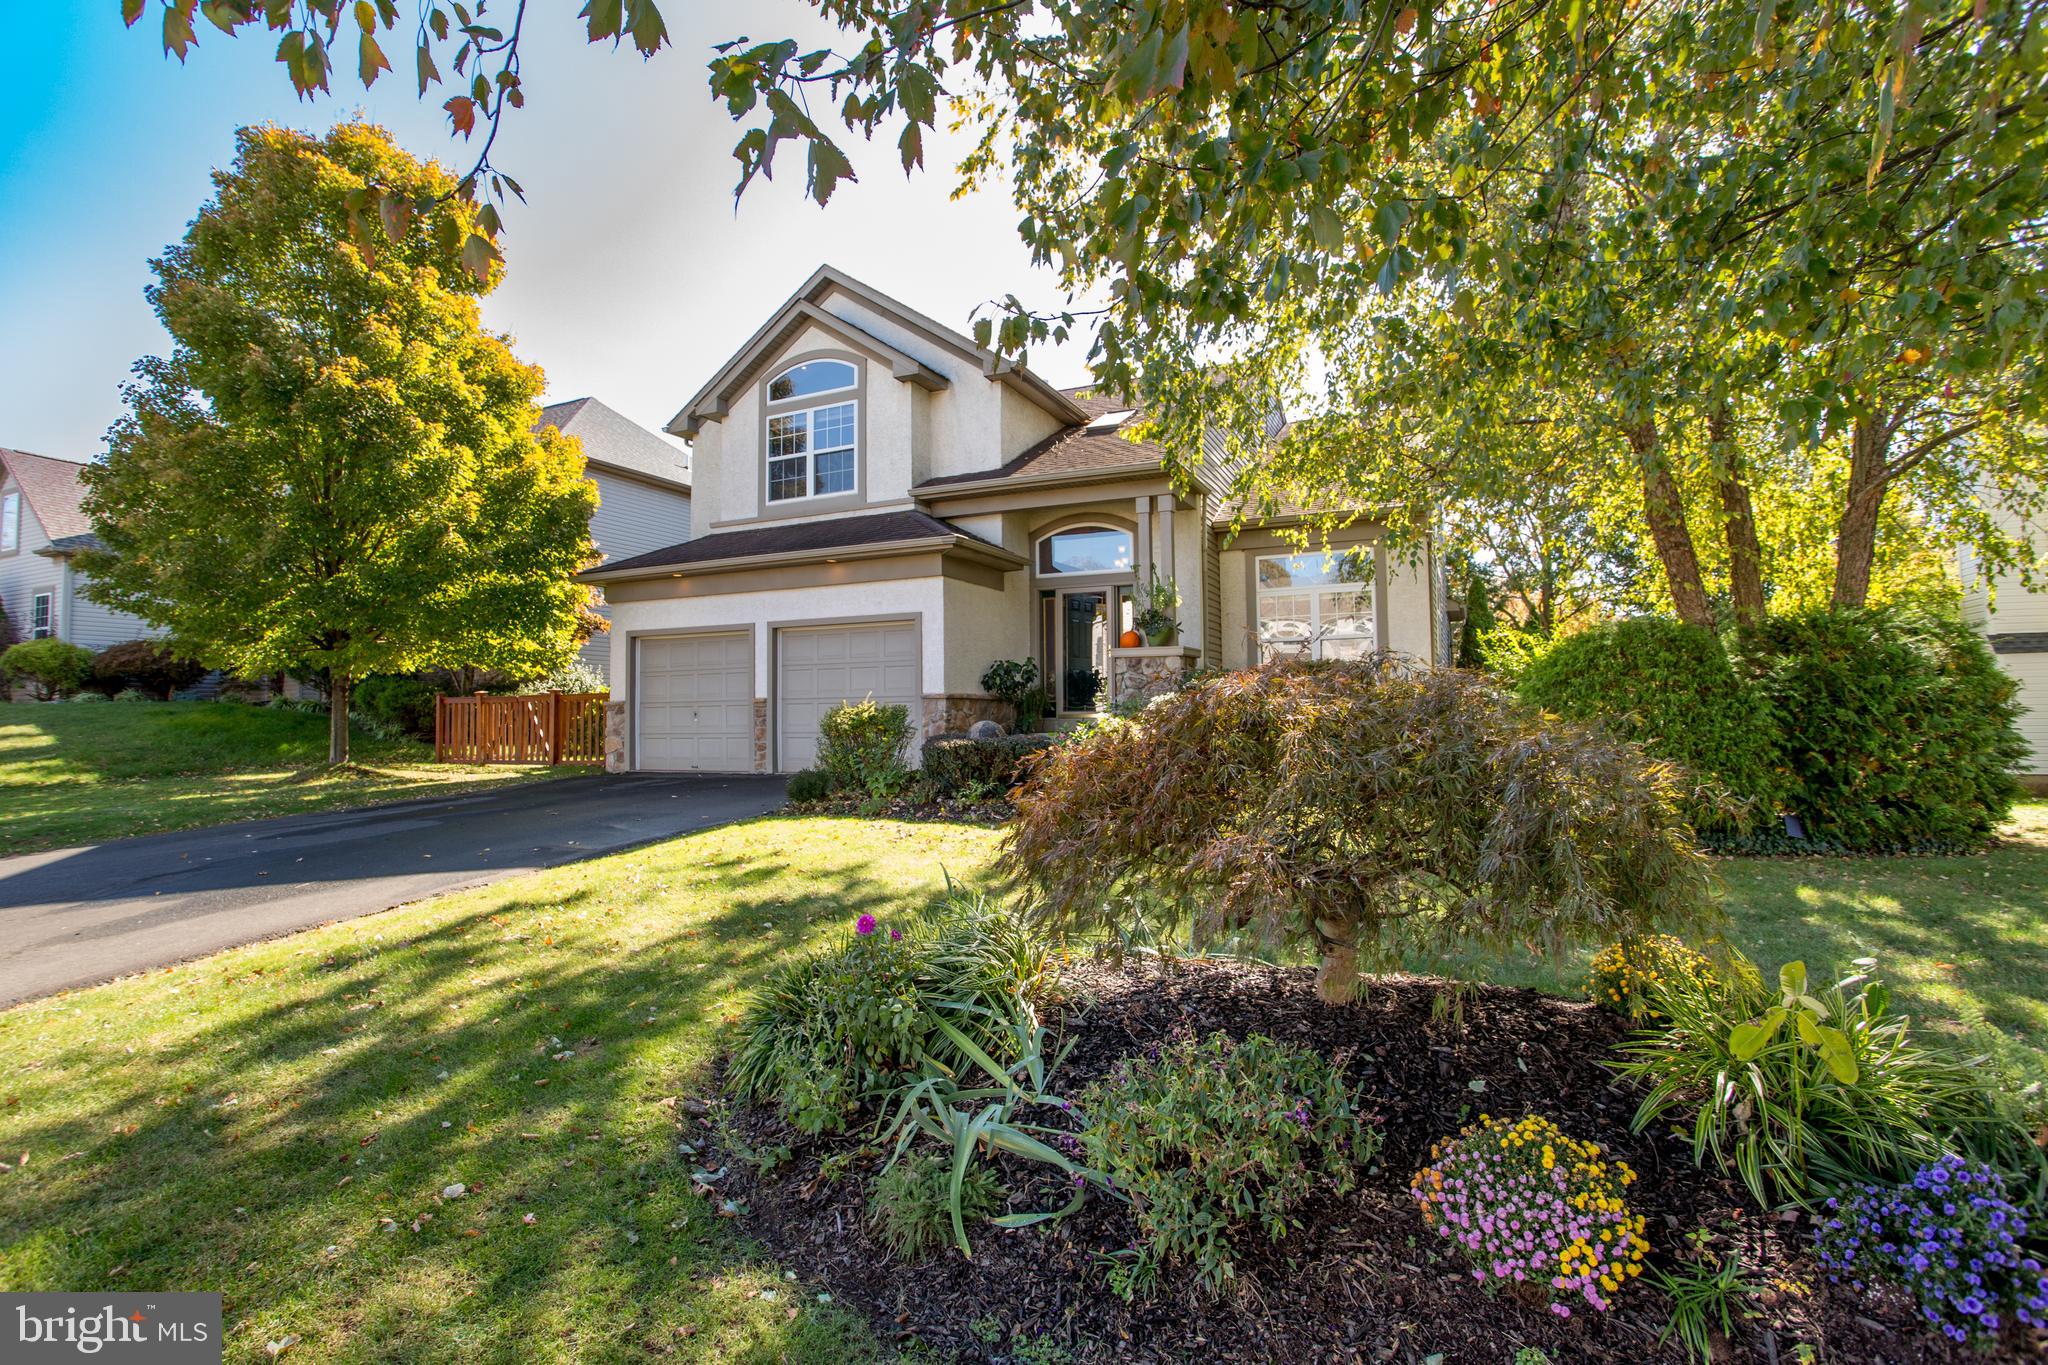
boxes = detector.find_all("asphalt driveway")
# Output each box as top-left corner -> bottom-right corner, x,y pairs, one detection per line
0,772 -> 787,1007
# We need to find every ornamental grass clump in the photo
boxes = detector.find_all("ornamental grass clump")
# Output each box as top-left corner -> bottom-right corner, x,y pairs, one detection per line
1077,1031 -> 1378,1296
1817,1156 -> 2048,1348
1411,1114 -> 1649,1318
1588,935 -> 1721,1023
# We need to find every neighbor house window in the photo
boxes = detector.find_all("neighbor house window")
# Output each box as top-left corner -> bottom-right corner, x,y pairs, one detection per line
765,360 -> 859,504
1256,549 -> 1374,661
1035,525 -> 1133,576
30,591 -> 53,640
1,490 -> 17,553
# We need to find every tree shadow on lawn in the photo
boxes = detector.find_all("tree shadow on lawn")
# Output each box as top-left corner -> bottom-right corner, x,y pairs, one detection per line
0,849 -> 971,1363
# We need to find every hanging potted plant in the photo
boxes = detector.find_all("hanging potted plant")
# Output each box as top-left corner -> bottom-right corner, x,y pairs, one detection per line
1134,573 -> 1181,647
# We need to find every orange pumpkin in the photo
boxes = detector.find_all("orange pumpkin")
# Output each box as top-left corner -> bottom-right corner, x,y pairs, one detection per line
1118,629 -> 1143,649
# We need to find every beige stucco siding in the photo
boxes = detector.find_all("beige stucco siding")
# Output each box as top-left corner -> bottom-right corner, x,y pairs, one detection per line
941,571 -> 1032,697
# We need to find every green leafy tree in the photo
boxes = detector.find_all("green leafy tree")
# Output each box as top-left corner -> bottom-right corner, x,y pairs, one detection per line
80,121 -> 595,765
124,2 -> 2048,607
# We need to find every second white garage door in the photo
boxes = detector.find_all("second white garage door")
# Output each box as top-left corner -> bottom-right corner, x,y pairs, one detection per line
636,632 -> 755,771
777,621 -> 919,772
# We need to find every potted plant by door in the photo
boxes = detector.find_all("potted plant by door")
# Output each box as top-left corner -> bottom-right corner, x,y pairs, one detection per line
1135,573 -> 1181,646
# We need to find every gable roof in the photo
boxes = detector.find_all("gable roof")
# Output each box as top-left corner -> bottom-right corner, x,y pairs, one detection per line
535,397 -> 692,491
581,508 -> 1022,583
0,448 -> 93,542
668,265 -> 1088,439
913,389 -> 1176,496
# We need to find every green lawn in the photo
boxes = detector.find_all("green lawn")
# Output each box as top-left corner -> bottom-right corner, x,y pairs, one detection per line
0,816 -> 1002,1364
0,700 -> 572,856
0,810 -> 2040,1362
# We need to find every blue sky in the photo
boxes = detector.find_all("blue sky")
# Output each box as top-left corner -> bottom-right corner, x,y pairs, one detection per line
0,4 -> 1096,460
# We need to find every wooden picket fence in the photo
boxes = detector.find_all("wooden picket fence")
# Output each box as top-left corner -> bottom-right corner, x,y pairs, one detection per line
435,691 -> 609,766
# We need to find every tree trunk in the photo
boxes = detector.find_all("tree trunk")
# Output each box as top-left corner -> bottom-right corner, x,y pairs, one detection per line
328,671 -> 351,767
1313,916 -> 1361,1004
1832,413 -> 1889,610
1628,418 -> 1715,629
1710,406 -> 1767,626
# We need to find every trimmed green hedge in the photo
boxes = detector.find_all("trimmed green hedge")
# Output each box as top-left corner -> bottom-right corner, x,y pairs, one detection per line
1518,618 -> 1787,837
1734,608 -> 2025,851
920,732 -> 1058,797
1517,609 -> 2027,852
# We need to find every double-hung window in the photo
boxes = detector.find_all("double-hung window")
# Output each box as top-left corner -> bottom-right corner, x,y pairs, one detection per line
30,591 -> 53,640
1255,549 -> 1375,661
765,359 -> 858,504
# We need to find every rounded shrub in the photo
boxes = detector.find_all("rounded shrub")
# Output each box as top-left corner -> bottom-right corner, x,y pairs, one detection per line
2,639 -> 95,699
88,639 -> 206,699
1518,619 -> 1786,837
1734,608 -> 2026,850
352,675 -> 440,740
784,767 -> 838,803
816,698 -> 912,796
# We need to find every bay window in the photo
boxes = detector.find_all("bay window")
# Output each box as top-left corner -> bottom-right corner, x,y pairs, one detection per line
1255,548 -> 1375,661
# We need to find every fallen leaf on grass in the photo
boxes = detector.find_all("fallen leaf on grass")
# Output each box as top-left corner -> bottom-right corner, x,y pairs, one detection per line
265,1335 -> 299,1357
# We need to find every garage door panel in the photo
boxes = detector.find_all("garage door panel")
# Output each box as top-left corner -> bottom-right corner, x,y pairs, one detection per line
777,622 -> 919,773
636,633 -> 754,772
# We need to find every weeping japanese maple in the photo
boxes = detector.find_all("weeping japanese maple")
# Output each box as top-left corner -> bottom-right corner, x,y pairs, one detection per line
1007,661 -> 1719,1004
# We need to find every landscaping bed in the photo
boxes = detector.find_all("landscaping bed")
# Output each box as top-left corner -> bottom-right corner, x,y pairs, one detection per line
712,956 -> 2005,1364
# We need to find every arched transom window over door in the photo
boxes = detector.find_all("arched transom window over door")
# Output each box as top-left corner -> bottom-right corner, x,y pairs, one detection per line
1034,525 -> 1133,576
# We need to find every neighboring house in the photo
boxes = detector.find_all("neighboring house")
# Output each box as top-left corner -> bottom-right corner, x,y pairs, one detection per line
0,447 -> 154,655
1960,500 -> 2048,790
533,397 -> 694,683
582,265 -> 1444,774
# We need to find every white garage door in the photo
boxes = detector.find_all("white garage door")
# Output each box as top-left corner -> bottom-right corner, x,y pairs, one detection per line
777,621 -> 919,772
635,632 -> 754,771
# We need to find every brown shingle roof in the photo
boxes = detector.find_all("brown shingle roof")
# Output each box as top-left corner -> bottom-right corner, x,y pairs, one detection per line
590,509 -> 1006,578
0,448 -> 93,541
913,388 -> 1164,492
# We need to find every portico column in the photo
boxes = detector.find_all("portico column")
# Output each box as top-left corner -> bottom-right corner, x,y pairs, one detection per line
1154,496 -> 1176,585
1133,494 -> 1154,585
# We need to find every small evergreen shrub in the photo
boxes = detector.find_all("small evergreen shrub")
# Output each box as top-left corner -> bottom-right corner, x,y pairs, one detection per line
816,697 -> 912,796
1,639 -> 95,699
1518,619 -> 1786,836
88,639 -> 206,699
1734,608 -> 2025,851
1817,1156 -> 2048,1347
524,659 -> 607,694
112,688 -> 152,703
784,767 -> 838,803
868,1149 -> 1005,1262
70,691 -> 110,704
1077,1031 -> 1378,1295
921,733 -> 1058,797
353,675 -> 440,740
1588,935 -> 1721,1024
1412,1113 -> 1649,1318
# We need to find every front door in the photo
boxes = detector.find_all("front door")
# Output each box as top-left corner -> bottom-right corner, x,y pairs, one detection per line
1055,587 -> 1130,714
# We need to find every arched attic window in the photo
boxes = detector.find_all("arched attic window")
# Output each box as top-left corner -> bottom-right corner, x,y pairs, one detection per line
764,359 -> 860,503
767,359 -> 855,401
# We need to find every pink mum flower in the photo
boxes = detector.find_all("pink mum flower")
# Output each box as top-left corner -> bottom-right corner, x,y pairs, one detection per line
855,914 -> 877,935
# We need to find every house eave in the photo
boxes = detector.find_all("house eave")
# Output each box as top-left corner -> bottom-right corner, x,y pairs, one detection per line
579,533 -> 1025,586
913,461 -> 1209,502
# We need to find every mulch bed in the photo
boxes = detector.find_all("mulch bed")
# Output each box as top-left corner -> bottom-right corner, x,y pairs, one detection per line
704,957 -> 2024,1364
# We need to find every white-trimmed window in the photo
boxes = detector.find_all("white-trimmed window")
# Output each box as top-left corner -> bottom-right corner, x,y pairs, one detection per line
768,359 -> 855,402
1256,549 -> 1375,661
1035,525 -> 1133,576
30,591 -> 53,640
1,490 -> 17,553
767,400 -> 857,502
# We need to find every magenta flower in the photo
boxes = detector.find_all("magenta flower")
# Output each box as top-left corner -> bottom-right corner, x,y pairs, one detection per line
888,927 -> 902,942
855,914 -> 877,935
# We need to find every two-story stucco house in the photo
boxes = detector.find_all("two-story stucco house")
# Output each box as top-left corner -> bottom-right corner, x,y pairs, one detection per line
0,447 -> 154,653
583,266 -> 1444,774
1960,497 -> 2048,789
533,397 -> 694,684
